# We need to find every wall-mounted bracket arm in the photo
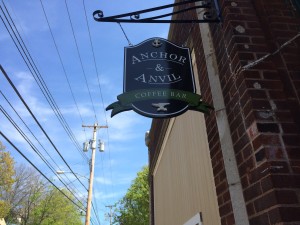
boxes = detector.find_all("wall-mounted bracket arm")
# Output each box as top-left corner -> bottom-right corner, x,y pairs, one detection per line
93,0 -> 221,24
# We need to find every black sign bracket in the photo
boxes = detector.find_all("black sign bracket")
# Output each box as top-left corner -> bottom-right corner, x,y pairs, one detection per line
93,0 -> 221,24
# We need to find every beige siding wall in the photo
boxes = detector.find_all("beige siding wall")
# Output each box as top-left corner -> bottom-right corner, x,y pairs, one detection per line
153,111 -> 220,225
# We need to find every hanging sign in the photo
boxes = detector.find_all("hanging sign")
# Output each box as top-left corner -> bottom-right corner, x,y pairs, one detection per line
106,37 -> 213,118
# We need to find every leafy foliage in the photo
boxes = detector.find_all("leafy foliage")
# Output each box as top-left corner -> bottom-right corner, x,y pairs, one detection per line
4,164 -> 82,225
113,166 -> 149,225
0,142 -> 15,218
30,187 -> 82,225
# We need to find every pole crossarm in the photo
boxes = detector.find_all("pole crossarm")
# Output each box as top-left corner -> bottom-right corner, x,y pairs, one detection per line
93,0 -> 221,24
82,125 -> 108,129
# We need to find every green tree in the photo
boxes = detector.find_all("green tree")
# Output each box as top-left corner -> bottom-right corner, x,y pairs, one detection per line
5,165 -> 83,225
113,166 -> 149,225
0,141 -> 15,219
31,187 -> 82,225
5,165 -> 46,224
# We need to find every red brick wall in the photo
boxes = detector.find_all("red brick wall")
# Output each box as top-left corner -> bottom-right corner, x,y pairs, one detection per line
168,0 -> 300,224
211,0 -> 300,224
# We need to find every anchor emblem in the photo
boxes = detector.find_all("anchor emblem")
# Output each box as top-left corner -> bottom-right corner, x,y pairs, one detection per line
152,39 -> 162,48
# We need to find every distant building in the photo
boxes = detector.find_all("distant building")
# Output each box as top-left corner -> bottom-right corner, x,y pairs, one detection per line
148,0 -> 300,225
0,218 -> 6,225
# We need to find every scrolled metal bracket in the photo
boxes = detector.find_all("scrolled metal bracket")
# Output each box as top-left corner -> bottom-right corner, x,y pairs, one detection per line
93,0 -> 221,24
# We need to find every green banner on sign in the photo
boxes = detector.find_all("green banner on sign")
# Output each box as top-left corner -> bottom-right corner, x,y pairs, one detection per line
106,89 -> 213,117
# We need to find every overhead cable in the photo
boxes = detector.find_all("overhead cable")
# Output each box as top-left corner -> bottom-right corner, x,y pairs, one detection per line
0,131 -> 85,211
0,2 -> 89,163
0,91 -> 87,201
0,65 -> 88,191
36,0 -> 89,142
0,105 -> 86,207
63,0 -> 99,122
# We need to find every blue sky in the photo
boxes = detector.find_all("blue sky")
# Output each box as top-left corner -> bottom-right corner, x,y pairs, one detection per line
0,0 -> 172,224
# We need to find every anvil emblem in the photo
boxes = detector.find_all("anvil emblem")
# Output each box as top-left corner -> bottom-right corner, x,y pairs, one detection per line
152,103 -> 170,111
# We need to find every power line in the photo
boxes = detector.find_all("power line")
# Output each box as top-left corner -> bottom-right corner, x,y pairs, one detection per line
0,105 -> 87,207
1,91 -> 63,172
0,2 -> 88,163
92,189 -> 101,225
0,65 -> 88,191
36,0 -> 89,142
63,0 -> 98,122
0,91 -> 87,203
0,131 -> 85,211
92,202 -> 101,225
82,0 -> 107,124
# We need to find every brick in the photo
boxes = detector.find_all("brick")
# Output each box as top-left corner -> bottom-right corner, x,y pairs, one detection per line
268,90 -> 287,99
219,201 -> 233,217
290,160 -> 300,174
287,147 -> 300,160
255,147 -> 284,162
249,162 -> 271,183
226,213 -> 235,225
234,133 -> 251,153
247,89 -> 268,99
269,207 -> 300,223
216,180 -> 229,195
255,148 -> 266,163
241,174 -> 250,188
254,191 -> 277,212
256,123 -> 280,133
249,212 -> 269,225
283,135 -> 300,146
252,134 -> 281,151
244,183 -> 262,201
239,156 -> 255,176
265,147 -> 284,160
273,100 -> 289,110
261,175 -> 274,193
238,52 -> 256,61
244,112 -> 255,131
223,190 -> 231,203
271,174 -> 300,188
246,202 -> 255,216
243,70 -> 261,79
263,71 -> 281,80
213,159 -> 224,176
243,101 -> 253,120
242,144 -> 253,159
275,190 -> 299,204
276,112 -> 295,123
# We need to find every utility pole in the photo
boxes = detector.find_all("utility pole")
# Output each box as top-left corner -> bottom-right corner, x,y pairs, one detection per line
82,123 -> 108,225
105,205 -> 114,225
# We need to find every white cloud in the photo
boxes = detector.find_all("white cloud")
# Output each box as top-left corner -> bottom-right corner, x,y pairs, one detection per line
94,190 -> 125,200
94,176 -> 112,185
106,111 -> 147,141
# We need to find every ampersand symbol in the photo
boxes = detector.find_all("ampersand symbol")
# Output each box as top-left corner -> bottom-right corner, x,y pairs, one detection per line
155,64 -> 164,71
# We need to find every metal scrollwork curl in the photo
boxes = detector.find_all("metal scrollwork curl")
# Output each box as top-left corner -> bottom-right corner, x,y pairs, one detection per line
130,14 -> 140,20
93,10 -> 104,21
203,9 -> 217,20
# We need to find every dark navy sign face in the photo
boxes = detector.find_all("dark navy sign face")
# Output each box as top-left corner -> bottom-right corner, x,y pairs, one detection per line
106,37 -> 213,118
124,38 -> 195,117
